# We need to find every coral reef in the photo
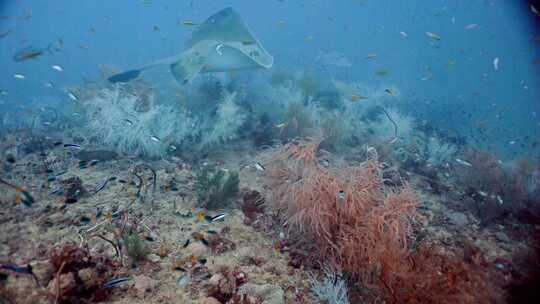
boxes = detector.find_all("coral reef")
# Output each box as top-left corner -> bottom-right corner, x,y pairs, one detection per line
454,148 -> 540,226
47,243 -> 119,304
265,139 -> 504,303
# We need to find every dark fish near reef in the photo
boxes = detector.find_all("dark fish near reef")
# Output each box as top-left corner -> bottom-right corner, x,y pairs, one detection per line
0,178 -> 35,207
103,277 -> 132,289
13,45 -> 51,62
0,263 -> 33,274
5,154 -> 16,164
0,263 -> 40,286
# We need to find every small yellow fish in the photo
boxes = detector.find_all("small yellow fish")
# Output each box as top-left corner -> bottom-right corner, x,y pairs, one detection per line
106,211 -> 113,221
349,94 -> 368,102
385,88 -> 396,96
426,31 -> 441,40
365,54 -> 377,59
275,122 -> 288,129
196,211 -> 206,221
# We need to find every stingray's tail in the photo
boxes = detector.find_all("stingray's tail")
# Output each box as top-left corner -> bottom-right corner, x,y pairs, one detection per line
107,69 -> 142,83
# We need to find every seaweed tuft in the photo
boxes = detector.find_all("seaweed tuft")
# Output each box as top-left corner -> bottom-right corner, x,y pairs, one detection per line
196,167 -> 239,210
122,232 -> 150,263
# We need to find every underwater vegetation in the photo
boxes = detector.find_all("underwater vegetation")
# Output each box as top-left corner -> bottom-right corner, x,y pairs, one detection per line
196,167 -> 240,210
265,139 -> 505,303
122,232 -> 150,264
75,81 -> 248,158
453,148 -> 540,226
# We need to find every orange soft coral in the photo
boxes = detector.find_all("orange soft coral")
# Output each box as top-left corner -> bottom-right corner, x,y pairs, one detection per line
266,140 -> 504,303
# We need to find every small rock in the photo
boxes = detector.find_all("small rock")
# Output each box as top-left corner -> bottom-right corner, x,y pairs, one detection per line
133,275 -> 158,298
495,231 -> 510,243
208,273 -> 224,287
78,268 -> 97,289
30,260 -> 54,286
238,283 -> 284,304
47,272 -> 76,297
200,297 -> 221,304
447,211 -> 469,227
188,242 -> 209,256
147,253 -> 161,263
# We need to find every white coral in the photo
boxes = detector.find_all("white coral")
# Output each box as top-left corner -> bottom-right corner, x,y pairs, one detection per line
308,267 -> 350,304
81,88 -> 193,157
199,91 -> 246,149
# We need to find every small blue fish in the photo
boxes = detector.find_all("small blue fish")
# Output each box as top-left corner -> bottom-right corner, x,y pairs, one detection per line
103,277 -> 132,289
0,263 -> 32,274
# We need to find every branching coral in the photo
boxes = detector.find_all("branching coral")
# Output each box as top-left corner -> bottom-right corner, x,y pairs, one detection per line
80,87 -> 193,157
266,139 -> 504,303
308,267 -> 349,304
199,91 -> 247,149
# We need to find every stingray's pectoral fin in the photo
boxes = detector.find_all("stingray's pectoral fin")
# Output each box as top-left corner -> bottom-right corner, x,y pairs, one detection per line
107,69 -> 142,83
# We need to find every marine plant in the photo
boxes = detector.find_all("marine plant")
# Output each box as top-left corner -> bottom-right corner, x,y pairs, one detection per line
278,102 -> 314,142
195,167 -> 240,210
122,231 -> 150,263
454,148 -> 540,226
295,70 -> 322,102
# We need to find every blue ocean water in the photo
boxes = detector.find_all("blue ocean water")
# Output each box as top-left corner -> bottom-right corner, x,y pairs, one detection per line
1,2 -> 540,303
1,0 -> 538,159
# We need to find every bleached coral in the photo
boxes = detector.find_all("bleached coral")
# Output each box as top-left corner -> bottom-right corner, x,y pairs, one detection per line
308,267 -> 350,304
78,86 -> 248,157
81,88 -> 194,157
199,91 -> 246,149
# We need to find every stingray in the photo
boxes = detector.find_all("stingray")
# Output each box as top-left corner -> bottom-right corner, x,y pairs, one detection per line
108,7 -> 273,85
